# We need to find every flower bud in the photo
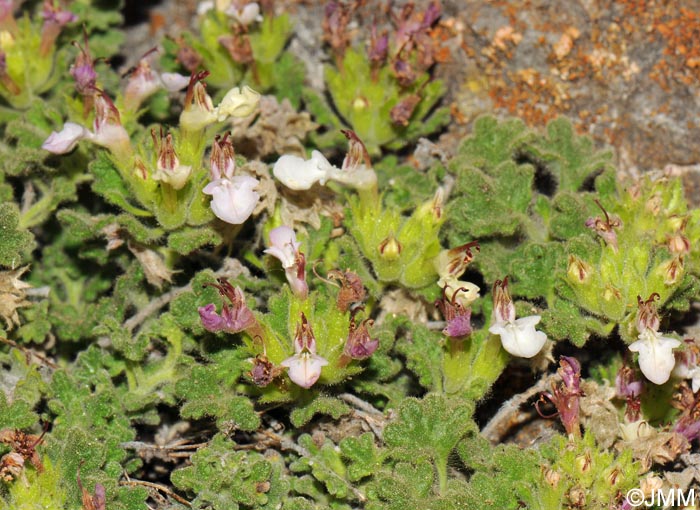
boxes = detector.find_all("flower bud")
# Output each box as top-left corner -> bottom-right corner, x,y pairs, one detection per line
151,130 -> 191,190
658,256 -> 684,285
567,255 -> 591,284
543,468 -> 560,488
574,452 -> 591,473
378,234 -> 402,261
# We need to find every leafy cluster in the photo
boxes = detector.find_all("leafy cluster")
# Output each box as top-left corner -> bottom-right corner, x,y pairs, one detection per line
447,116 -> 699,345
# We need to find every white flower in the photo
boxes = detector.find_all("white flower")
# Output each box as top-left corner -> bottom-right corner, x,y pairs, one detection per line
203,175 -> 259,224
273,150 -> 335,190
42,122 -> 90,153
181,77 -> 260,131
488,278 -> 546,358
264,226 -> 308,299
228,2 -> 262,25
674,363 -> 700,393
280,348 -> 328,389
152,131 -> 192,190
124,56 -> 189,111
215,86 -> 260,121
273,130 -> 378,192
264,226 -> 301,268
152,163 -> 192,190
280,313 -> 328,388
197,0 -> 262,24
673,343 -> 700,392
42,93 -> 130,159
489,315 -> 547,358
629,329 -> 680,385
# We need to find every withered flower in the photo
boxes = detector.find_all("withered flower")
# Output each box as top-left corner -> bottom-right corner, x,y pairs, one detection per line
328,269 -> 366,312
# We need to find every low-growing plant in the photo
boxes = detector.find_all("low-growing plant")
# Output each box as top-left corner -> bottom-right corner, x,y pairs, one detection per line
0,2 -> 699,510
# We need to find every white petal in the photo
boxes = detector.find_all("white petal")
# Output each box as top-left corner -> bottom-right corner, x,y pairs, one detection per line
204,176 -> 259,224
160,72 -> 190,92
273,150 -> 334,190
227,3 -> 262,25
153,165 -> 192,190
630,331 -> 680,385
438,276 -> 480,306
197,1 -> 214,15
280,352 -> 328,389
490,317 -> 547,358
216,85 -> 260,121
42,122 -> 90,154
264,225 -> 299,267
328,165 -> 378,190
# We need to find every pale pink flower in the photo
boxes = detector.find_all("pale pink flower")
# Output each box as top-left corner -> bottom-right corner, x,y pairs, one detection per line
124,53 -> 188,111
203,175 -> 259,224
280,314 -> 328,388
264,226 -> 308,299
42,92 -> 130,159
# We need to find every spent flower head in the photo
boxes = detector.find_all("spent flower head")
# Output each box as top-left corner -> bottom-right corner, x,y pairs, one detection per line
338,314 -> 379,368
585,199 -> 621,252
435,286 -> 473,338
616,364 -> 643,422
537,356 -> 583,438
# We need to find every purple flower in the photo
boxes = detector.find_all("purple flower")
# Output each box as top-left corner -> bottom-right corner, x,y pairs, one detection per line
367,25 -> 389,67
40,0 -> 77,56
672,383 -> 700,442
198,279 -> 257,334
537,356 -> 583,438
70,38 -> 97,97
248,354 -> 279,387
342,318 -> 379,362
435,286 -> 473,339
616,365 -> 643,422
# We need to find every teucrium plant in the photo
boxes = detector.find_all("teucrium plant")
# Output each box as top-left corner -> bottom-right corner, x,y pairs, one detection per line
1,0 -> 699,506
